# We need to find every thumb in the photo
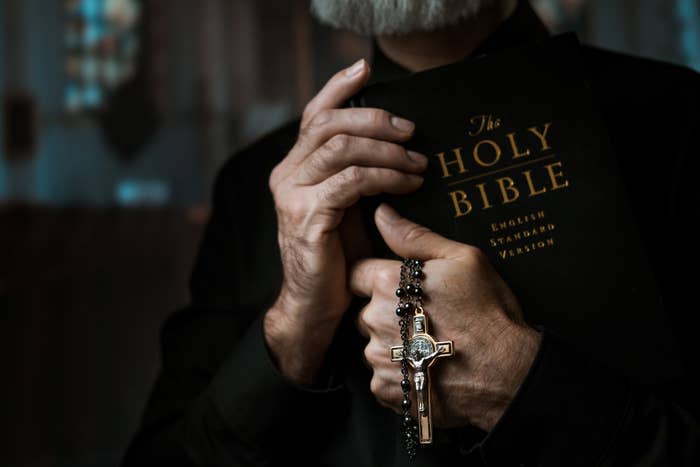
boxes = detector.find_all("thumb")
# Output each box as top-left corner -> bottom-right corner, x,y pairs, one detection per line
375,203 -> 467,260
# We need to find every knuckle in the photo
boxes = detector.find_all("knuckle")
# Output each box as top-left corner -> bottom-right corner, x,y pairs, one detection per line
376,267 -> 396,291
363,344 -> 375,366
384,142 -> 403,158
357,307 -> 371,330
301,106 -> 314,126
310,109 -> 332,128
369,375 -> 385,397
363,306 -> 380,332
402,225 -> 432,245
268,163 -> 284,192
349,165 -> 364,182
300,109 -> 332,140
366,108 -> 388,126
305,149 -> 330,177
340,165 -> 363,185
316,166 -> 362,206
326,133 -> 351,153
297,125 -> 312,145
315,181 -> 336,205
462,244 -> 487,265
279,193 -> 308,220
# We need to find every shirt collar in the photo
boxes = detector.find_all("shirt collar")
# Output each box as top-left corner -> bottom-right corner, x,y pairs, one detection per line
368,0 -> 551,84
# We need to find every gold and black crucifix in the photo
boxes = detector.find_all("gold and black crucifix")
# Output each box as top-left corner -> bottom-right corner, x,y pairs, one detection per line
391,307 -> 453,444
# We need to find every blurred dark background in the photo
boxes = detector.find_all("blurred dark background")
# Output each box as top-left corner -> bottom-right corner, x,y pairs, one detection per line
1,1 -> 698,466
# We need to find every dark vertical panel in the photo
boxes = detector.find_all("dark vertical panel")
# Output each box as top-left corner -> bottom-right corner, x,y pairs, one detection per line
0,206 -> 205,466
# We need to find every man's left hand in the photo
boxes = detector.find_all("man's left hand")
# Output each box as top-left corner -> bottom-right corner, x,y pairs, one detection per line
350,203 -> 542,432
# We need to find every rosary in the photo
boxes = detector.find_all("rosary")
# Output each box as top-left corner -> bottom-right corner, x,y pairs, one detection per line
390,259 -> 454,460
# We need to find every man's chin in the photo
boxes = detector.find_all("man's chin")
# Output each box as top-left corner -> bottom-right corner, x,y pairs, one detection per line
309,0 -> 492,36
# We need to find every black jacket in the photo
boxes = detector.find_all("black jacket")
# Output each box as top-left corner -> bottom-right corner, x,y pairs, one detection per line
122,2 -> 700,466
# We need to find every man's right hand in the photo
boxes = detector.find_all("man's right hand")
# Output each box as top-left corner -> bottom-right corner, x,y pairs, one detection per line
264,59 -> 427,384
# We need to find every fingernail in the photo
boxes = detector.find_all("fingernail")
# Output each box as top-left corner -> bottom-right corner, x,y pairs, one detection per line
377,203 -> 401,222
345,58 -> 366,77
407,150 -> 428,166
391,116 -> 415,133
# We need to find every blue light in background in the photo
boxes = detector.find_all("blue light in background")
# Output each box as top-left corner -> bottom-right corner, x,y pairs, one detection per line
83,83 -> 102,107
678,0 -> 700,71
84,21 -> 103,46
115,179 -> 171,206
64,82 -> 82,112
81,0 -> 103,20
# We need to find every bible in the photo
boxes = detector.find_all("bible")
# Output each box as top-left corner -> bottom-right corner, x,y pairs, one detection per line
350,33 -> 681,383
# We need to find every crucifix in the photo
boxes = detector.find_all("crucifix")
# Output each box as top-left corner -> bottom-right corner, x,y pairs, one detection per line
391,307 -> 454,444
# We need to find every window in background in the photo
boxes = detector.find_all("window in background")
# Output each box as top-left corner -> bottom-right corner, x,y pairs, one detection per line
679,0 -> 700,71
63,0 -> 141,114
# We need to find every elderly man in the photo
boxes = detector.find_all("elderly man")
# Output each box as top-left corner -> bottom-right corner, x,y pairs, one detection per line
123,1 -> 700,465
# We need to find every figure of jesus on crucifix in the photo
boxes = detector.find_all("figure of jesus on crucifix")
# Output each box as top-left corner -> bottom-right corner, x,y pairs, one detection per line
391,309 -> 454,444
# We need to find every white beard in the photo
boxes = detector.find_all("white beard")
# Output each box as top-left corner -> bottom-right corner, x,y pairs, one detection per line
310,0 -> 496,36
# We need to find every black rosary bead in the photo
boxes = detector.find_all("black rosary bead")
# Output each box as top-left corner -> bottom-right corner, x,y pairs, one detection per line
396,257 -> 425,461
405,283 -> 415,295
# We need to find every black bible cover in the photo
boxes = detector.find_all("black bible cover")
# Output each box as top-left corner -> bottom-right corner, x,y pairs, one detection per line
350,34 -> 680,383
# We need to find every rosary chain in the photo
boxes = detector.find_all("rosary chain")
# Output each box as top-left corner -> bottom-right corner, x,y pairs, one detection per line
396,258 -> 424,460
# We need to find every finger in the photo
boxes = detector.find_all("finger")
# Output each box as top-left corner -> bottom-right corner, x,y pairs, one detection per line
370,368 -> 405,411
314,167 -> 423,210
301,59 -> 370,128
363,336 -> 399,370
356,300 -> 378,339
356,309 -> 370,339
290,108 -> 416,168
295,135 -> 426,186
356,297 -> 399,342
375,203 -> 469,260
349,258 -> 400,298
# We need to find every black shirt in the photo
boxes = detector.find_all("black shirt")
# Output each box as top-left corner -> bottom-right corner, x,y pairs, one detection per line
122,2 -> 700,466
